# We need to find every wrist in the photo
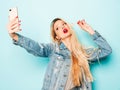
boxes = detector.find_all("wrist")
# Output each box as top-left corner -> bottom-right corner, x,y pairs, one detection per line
9,33 -> 18,41
87,29 -> 95,35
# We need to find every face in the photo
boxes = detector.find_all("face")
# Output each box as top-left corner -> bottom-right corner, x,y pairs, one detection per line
54,20 -> 71,40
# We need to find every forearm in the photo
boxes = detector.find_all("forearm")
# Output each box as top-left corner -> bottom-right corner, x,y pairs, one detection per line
13,34 -> 54,57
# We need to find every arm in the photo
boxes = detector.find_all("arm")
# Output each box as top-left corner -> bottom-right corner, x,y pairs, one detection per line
85,31 -> 112,61
77,19 -> 112,61
13,34 -> 54,57
7,16 -> 54,57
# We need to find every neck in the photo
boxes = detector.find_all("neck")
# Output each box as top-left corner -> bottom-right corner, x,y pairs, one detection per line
62,37 -> 70,44
62,36 -> 71,51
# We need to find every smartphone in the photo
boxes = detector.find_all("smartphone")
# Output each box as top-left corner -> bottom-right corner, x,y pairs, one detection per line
9,7 -> 19,21
9,7 -> 20,29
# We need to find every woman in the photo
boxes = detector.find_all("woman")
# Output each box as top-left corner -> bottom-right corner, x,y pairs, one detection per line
7,17 -> 112,90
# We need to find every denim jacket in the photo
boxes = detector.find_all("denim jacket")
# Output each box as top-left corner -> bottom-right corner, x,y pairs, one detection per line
13,31 -> 112,90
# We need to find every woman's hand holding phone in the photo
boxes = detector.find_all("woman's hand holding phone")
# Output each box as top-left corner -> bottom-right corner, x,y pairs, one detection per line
7,7 -> 21,41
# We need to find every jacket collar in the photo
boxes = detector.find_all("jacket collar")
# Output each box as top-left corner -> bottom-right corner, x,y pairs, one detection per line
59,42 -> 67,50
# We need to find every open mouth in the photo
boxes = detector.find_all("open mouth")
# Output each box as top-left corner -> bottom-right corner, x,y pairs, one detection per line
63,28 -> 68,33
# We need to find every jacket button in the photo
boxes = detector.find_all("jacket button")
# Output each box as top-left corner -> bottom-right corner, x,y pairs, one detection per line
57,56 -> 61,59
66,64 -> 70,67
64,74 -> 67,77
60,84 -> 64,87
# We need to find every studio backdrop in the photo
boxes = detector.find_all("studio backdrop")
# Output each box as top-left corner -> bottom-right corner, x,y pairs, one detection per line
0,0 -> 120,90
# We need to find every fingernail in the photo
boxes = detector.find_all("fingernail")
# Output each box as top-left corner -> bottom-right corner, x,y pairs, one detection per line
16,16 -> 18,18
81,22 -> 84,25
77,21 -> 80,24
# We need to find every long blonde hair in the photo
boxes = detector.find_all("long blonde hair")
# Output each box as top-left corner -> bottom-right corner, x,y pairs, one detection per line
50,18 -> 93,86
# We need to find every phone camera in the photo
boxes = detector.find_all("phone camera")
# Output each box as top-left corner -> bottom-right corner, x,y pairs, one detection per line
9,9 -> 12,11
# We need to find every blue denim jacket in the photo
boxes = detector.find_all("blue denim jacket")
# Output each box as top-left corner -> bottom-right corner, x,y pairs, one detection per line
13,31 -> 112,90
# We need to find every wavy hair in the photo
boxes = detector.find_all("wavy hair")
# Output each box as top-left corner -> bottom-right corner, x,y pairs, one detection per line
50,18 -> 93,86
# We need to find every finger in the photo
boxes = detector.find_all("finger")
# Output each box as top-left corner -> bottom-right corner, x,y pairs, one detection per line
77,20 -> 81,24
78,22 -> 85,29
82,19 -> 85,24
77,20 -> 83,26
7,21 -> 20,31
80,19 -> 85,25
8,19 -> 20,31
78,21 -> 84,26
11,23 -> 21,30
18,20 -> 21,22
9,28 -> 21,33
13,28 -> 22,32
11,22 -> 18,27
9,16 -> 19,27
11,19 -> 19,26
82,19 -> 88,26
11,20 -> 21,27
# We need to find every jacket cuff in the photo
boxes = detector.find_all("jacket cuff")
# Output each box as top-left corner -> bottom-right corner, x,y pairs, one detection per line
12,33 -> 23,45
91,30 -> 101,40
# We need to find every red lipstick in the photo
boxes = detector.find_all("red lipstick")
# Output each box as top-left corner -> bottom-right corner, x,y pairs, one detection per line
63,28 -> 68,34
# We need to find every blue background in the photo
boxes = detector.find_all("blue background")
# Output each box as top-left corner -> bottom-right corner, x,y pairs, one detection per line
0,0 -> 120,90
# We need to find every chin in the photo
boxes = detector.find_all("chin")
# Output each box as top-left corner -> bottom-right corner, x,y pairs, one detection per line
62,33 -> 72,39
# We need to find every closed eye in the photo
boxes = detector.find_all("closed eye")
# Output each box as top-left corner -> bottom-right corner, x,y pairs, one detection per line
63,22 -> 67,25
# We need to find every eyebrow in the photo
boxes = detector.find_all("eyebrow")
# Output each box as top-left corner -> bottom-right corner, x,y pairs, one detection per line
55,21 -> 65,28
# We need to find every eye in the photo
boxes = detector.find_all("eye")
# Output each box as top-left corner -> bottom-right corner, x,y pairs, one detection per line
63,23 -> 67,25
56,28 -> 58,30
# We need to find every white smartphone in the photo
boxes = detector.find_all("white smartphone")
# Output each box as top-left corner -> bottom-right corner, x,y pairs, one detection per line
9,7 -> 20,30
9,7 -> 19,21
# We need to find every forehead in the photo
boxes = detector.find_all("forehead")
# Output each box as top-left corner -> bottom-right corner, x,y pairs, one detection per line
54,20 -> 64,28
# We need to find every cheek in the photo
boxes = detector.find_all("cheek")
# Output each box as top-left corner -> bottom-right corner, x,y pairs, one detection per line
56,30 -> 64,37
55,30 -> 61,36
58,31 -> 63,36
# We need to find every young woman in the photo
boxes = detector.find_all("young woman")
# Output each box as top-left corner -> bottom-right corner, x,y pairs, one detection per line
7,17 -> 112,90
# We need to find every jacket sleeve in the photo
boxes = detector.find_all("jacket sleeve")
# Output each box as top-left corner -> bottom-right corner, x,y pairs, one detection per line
13,34 -> 54,57
85,31 -> 112,62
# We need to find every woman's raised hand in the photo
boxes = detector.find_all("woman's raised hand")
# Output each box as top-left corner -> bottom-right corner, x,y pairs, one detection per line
7,16 -> 21,41
77,19 -> 95,35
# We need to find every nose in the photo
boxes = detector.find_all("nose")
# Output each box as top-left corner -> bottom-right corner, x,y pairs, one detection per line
61,25 -> 65,29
